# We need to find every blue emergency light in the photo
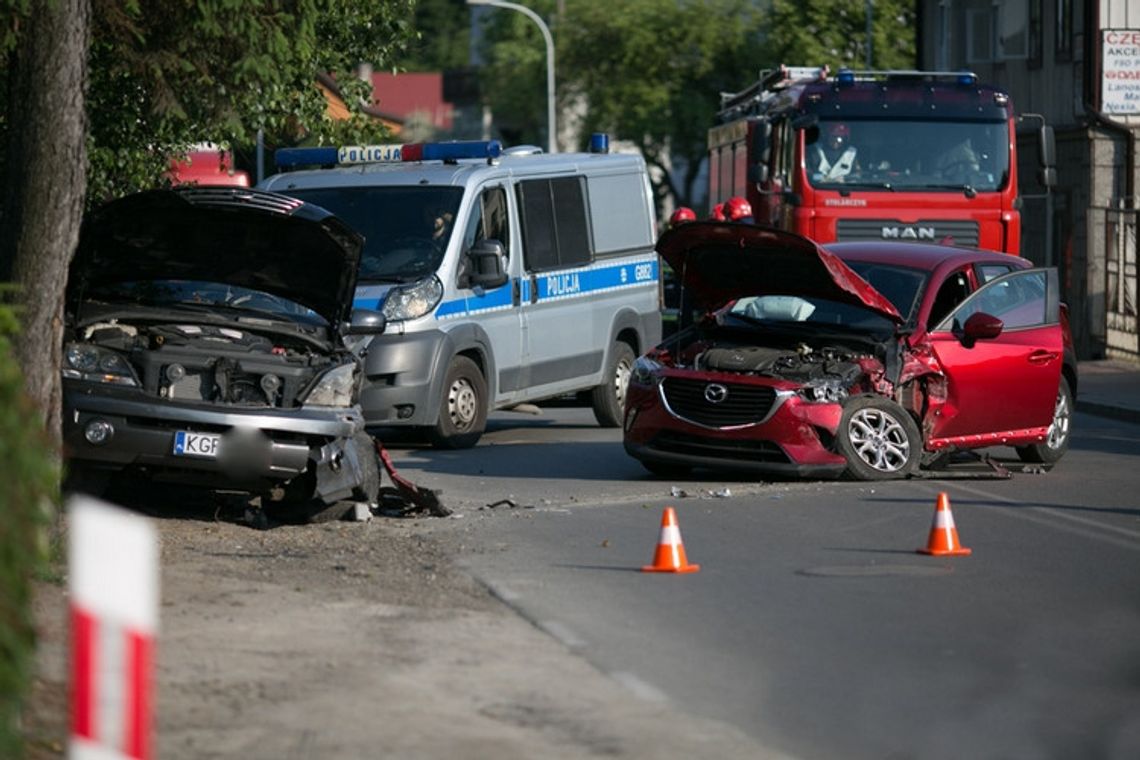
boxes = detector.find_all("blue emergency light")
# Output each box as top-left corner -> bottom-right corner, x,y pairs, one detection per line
836,68 -> 856,85
274,140 -> 503,168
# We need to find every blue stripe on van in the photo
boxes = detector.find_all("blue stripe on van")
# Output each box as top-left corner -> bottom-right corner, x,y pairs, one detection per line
355,257 -> 658,321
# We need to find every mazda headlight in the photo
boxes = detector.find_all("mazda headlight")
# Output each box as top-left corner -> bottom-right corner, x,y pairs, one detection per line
302,363 -> 359,407
382,276 -> 443,322
630,356 -> 664,387
796,379 -> 849,404
62,343 -> 139,387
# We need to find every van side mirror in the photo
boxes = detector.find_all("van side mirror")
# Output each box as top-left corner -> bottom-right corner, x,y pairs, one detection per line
466,239 -> 509,289
345,308 -> 386,336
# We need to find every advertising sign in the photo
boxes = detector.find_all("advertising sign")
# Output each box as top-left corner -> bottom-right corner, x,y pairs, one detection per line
1102,29 -> 1140,114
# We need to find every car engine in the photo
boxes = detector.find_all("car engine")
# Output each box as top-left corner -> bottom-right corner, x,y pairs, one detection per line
77,321 -> 340,407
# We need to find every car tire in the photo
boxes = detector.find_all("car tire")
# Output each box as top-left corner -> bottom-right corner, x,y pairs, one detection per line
1016,376 -> 1073,465
429,356 -> 487,449
837,396 -> 921,481
591,342 -> 635,428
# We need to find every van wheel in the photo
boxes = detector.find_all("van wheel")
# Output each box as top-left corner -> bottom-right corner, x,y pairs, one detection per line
591,342 -> 635,427
430,356 -> 487,449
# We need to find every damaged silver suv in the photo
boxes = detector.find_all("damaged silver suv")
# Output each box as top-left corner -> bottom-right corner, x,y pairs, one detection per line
62,187 -> 387,522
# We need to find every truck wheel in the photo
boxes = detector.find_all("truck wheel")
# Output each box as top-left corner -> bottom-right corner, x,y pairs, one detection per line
837,396 -> 920,481
1016,377 -> 1072,465
430,356 -> 487,449
591,342 -> 635,427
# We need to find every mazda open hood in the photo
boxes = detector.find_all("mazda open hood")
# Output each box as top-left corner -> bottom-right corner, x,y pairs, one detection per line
656,222 -> 902,322
69,187 -> 364,326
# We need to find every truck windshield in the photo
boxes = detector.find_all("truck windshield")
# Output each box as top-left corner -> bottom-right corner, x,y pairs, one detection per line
806,119 -> 1010,193
285,187 -> 464,283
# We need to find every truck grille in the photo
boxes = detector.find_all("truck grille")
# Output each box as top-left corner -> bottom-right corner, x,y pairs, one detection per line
836,219 -> 979,247
661,378 -> 777,427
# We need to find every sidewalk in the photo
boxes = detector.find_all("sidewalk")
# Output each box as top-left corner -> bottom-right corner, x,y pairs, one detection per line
1076,359 -> 1140,424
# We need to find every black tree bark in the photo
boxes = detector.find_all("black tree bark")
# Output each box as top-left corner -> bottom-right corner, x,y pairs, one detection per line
1,0 -> 91,447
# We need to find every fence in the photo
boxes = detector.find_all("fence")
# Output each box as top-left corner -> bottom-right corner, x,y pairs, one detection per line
1104,203 -> 1139,361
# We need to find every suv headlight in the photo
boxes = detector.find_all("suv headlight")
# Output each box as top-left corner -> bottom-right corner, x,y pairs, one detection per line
302,362 -> 359,407
796,379 -> 849,404
382,276 -> 443,322
62,343 -> 139,387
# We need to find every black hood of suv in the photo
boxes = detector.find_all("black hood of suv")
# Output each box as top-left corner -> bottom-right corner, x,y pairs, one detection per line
69,187 -> 364,326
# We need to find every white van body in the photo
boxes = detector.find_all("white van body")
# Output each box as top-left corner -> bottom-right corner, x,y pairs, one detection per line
260,142 -> 661,448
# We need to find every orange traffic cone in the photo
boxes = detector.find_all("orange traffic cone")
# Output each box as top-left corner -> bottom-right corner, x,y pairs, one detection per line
917,492 -> 972,556
642,507 -> 700,573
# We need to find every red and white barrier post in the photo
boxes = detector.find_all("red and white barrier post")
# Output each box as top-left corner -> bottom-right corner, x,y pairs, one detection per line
68,497 -> 159,760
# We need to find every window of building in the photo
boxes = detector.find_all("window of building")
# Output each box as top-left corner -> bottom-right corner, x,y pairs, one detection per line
967,8 -> 994,63
998,0 -> 1029,59
1028,0 -> 1043,67
1056,0 -> 1073,61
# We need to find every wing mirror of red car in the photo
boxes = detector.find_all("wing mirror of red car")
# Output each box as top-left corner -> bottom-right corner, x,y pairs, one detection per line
955,311 -> 1004,347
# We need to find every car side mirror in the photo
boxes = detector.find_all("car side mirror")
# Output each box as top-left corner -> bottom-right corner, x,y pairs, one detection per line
466,239 -> 509,289
345,308 -> 386,336
955,311 -> 1003,347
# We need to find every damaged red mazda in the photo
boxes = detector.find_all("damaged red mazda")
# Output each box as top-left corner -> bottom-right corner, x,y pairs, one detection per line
623,223 -> 1077,480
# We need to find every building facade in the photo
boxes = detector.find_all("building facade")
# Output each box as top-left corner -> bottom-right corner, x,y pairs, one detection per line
918,0 -> 1140,361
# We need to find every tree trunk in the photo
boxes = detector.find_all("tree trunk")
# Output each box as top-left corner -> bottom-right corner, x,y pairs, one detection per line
1,0 -> 91,449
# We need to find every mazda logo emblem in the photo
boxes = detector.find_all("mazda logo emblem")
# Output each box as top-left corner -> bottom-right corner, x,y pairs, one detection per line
704,383 -> 728,404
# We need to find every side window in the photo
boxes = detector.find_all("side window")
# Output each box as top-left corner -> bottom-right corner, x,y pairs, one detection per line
517,176 -> 592,271
928,268 -> 972,328
938,269 -> 1056,332
463,186 -> 509,254
977,263 -> 1012,283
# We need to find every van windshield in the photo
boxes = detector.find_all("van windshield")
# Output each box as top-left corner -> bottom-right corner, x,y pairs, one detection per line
286,187 -> 464,283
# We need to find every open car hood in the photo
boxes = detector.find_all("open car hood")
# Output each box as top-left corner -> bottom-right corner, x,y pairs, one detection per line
69,187 -> 364,326
657,222 -> 902,322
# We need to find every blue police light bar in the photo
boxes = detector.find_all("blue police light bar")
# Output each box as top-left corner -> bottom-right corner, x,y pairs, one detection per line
836,68 -> 856,85
956,72 -> 978,86
589,133 -> 609,154
275,146 -> 338,167
274,140 -> 502,168
401,140 -> 502,162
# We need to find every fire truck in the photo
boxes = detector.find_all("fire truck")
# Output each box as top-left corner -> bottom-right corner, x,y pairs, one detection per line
708,66 -> 1054,255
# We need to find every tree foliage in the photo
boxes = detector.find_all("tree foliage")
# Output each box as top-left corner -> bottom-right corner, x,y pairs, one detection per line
462,0 -> 915,214
763,0 -> 916,72
2,0 -> 419,206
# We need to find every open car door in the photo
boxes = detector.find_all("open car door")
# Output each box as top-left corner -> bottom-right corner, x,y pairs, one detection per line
925,268 -> 1063,442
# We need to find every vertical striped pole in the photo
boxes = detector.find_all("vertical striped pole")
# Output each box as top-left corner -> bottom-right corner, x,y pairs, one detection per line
68,497 -> 159,760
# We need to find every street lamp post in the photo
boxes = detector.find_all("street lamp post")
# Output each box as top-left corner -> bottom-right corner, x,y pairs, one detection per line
467,0 -> 556,154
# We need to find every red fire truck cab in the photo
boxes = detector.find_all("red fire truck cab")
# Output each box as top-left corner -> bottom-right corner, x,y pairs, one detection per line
708,66 -> 1051,255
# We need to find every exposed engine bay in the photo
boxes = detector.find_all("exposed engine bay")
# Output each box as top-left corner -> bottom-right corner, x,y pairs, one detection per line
74,319 -> 344,407
666,329 -> 891,393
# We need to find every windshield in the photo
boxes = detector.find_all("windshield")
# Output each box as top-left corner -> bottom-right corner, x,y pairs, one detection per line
82,280 -> 325,324
805,118 -> 1010,192
843,261 -> 928,324
286,187 -> 464,283
726,294 -> 897,339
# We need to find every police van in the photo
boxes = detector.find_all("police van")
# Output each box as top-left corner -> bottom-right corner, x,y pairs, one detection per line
261,136 -> 661,448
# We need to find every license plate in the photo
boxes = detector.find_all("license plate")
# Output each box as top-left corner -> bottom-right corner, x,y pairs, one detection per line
173,431 -> 221,458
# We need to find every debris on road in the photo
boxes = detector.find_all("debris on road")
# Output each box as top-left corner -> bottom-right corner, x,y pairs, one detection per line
374,440 -> 451,517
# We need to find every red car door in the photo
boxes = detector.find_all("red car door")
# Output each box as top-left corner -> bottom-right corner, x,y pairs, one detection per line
926,269 -> 1063,441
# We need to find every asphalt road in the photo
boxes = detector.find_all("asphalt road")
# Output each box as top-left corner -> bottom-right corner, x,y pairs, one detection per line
391,403 -> 1140,760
